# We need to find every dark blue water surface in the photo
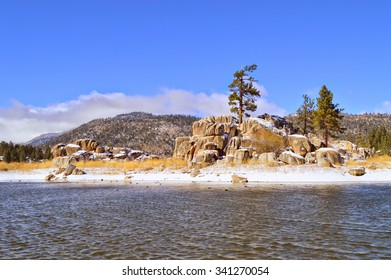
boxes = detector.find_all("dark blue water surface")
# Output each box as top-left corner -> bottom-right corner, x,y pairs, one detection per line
0,182 -> 390,259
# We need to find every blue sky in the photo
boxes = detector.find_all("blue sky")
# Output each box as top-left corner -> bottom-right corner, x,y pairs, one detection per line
0,0 -> 390,142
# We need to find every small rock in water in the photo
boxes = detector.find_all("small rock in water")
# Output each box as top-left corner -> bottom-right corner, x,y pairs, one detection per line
231,174 -> 248,183
348,167 -> 366,176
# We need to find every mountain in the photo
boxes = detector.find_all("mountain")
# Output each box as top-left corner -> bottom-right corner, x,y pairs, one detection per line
43,112 -> 199,155
25,132 -> 63,147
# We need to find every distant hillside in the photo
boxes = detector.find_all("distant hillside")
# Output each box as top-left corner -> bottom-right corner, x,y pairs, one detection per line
26,132 -> 63,147
44,112 -> 199,155
288,113 -> 391,146
340,113 -> 391,146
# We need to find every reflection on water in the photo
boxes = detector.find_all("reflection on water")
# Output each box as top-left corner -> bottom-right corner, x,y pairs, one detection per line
0,182 -> 390,259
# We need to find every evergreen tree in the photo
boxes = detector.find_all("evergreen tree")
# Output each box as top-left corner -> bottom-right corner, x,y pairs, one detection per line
2,148 -> 12,163
313,85 -> 344,146
228,64 -> 260,124
296,94 -> 314,135
44,146 -> 52,160
33,147 -> 44,161
18,147 -> 26,162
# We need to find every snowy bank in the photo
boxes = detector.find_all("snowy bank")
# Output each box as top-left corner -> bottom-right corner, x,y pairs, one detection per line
0,165 -> 390,184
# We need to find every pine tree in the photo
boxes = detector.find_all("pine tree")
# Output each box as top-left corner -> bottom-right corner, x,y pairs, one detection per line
296,94 -> 314,135
228,64 -> 260,124
313,85 -> 344,146
2,148 -> 12,163
44,146 -> 52,160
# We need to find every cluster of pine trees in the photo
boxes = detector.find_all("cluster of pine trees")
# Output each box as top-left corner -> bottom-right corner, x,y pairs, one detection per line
295,87 -> 391,154
368,126 -> 391,154
0,142 -> 51,163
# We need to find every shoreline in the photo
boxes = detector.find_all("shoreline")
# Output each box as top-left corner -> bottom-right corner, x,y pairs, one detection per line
1,164 -> 390,185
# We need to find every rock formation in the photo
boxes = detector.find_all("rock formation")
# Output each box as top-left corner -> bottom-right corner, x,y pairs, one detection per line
171,114 -> 373,169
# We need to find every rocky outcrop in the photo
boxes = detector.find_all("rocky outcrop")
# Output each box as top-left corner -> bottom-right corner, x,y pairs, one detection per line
173,137 -> 192,159
74,138 -> 100,152
172,115 -> 365,170
174,116 -> 238,166
315,148 -> 343,167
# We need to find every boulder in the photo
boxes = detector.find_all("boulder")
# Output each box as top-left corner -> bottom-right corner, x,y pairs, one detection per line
239,118 -> 285,154
173,137 -> 192,159
231,174 -> 248,183
72,168 -> 86,175
95,145 -> 105,153
304,152 -> 316,164
335,141 -> 357,153
288,134 -> 312,156
357,147 -> 371,159
52,156 -> 76,167
193,149 -> 218,165
310,137 -> 325,149
278,151 -> 305,165
65,144 -> 81,156
72,150 -> 90,161
234,149 -> 250,164
128,150 -> 146,160
315,148 -> 343,167
317,157 -> 333,167
54,167 -> 66,175
52,144 -> 67,158
74,138 -> 99,152
113,153 -> 128,160
45,173 -> 55,181
258,152 -> 277,165
190,168 -> 200,177
64,164 -> 76,176
348,167 -> 366,176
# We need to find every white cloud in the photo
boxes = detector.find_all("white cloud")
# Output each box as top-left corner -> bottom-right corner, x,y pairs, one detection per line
374,101 -> 391,113
0,87 -> 287,143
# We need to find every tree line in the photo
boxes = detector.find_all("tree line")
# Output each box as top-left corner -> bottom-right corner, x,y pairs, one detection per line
0,142 -> 51,163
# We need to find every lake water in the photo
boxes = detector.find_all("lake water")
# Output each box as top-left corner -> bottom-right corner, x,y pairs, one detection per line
0,182 -> 390,259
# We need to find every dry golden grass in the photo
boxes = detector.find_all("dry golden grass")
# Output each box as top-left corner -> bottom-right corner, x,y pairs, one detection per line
0,158 -> 187,173
346,155 -> 391,169
0,161 -> 52,172
77,158 -> 187,172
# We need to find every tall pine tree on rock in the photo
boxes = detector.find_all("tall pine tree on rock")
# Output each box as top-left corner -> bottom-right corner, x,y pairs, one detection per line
313,85 -> 344,146
228,64 -> 260,124
296,94 -> 314,135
